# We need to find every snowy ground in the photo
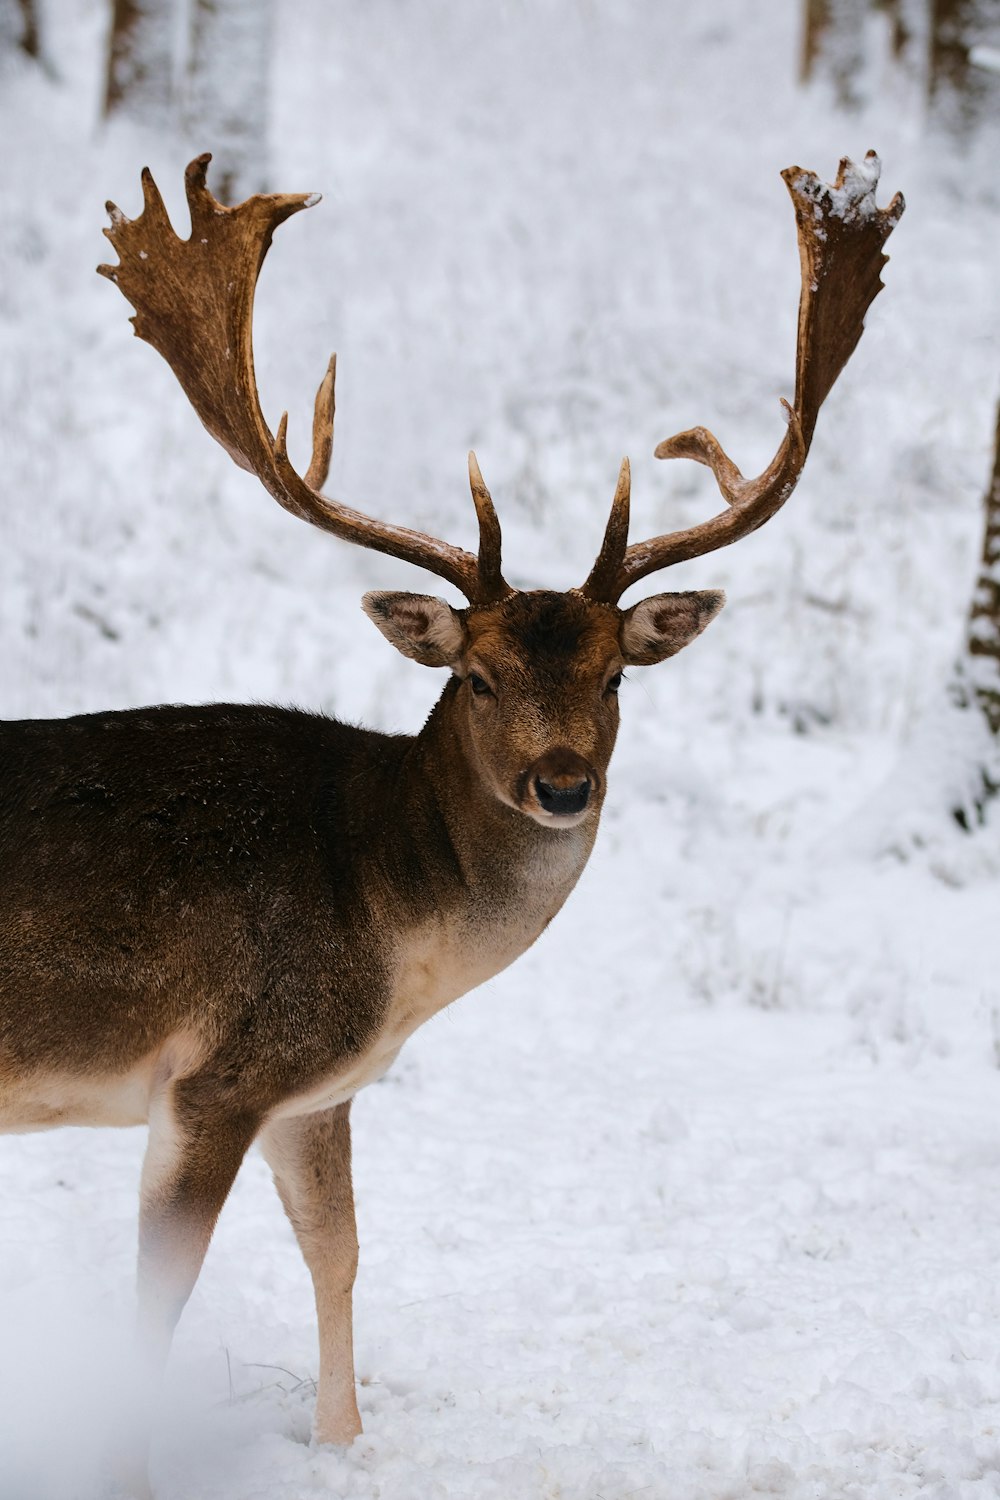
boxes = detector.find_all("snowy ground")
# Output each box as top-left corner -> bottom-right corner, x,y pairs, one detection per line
2,2 -> 1000,1497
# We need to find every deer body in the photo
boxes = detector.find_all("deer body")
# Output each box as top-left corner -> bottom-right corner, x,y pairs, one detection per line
0,153 -> 902,1493
2,590 -> 626,1483
0,660 -> 599,1139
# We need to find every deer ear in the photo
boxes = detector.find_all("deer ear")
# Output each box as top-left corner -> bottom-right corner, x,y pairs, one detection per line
620,589 -> 725,665
362,592 -> 466,667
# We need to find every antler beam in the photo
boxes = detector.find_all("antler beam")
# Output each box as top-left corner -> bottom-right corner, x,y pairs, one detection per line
581,152 -> 905,604
98,154 -> 510,606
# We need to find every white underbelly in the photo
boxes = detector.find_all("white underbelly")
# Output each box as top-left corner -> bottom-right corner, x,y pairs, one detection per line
0,1033 -> 203,1134
0,1063 -> 156,1132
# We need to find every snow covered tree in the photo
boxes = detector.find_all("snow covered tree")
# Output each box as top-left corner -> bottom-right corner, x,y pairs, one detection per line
928,0 -> 1000,131
103,0 -> 174,123
947,399 -> 1000,825
101,0 -> 273,203
799,0 -> 886,107
0,0 -> 40,63
185,0 -> 273,203
801,0 -> 1000,128
964,401 -> 1000,737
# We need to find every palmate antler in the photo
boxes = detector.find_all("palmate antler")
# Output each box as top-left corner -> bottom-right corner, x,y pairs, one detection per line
580,151 -> 905,604
100,152 -> 902,612
98,154 -> 510,606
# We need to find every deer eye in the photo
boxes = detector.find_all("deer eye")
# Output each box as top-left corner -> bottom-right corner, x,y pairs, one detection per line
606,670 -> 623,695
469,672 -> 493,697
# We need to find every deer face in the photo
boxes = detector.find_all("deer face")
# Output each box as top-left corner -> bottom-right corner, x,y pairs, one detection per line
364,587 -> 725,828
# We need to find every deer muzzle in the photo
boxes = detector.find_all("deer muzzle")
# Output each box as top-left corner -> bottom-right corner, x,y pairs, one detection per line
525,749 -> 599,823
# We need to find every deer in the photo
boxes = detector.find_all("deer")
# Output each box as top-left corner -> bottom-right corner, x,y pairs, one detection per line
0,152 -> 902,1495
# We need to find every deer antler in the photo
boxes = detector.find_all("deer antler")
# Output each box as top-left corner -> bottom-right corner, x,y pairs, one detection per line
98,154 -> 509,606
581,152 -> 905,603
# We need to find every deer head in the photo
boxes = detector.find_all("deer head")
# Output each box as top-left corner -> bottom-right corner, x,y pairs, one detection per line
361,581 -> 724,826
99,153 -> 903,828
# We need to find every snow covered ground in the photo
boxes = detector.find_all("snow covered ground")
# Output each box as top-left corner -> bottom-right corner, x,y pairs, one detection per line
2,2 -> 1000,1496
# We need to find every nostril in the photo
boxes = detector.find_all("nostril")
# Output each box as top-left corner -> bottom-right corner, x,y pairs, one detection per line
534,776 -> 590,816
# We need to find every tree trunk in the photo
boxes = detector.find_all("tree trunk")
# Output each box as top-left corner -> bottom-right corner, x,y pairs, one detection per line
946,398 -> 1000,828
104,0 -> 175,124
801,0 -> 1000,127
799,0 -> 870,106
929,0 -> 1000,132
1,0 -> 40,60
963,400 -> 1000,736
185,0 -> 273,205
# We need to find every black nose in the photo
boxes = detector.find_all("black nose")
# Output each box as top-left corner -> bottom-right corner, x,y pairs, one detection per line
534,776 -> 590,816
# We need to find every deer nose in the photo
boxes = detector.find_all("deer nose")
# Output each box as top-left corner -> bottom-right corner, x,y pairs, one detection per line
527,748 -> 598,819
534,775 -> 590,816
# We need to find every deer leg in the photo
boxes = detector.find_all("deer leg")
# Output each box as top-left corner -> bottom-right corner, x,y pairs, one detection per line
258,1102 -> 362,1446
117,1080 -> 260,1497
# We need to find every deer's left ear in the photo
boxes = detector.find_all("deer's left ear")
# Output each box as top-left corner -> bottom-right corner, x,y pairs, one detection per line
620,589 -> 726,665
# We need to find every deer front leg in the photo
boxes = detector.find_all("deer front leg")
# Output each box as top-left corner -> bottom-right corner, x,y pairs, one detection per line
259,1102 -> 362,1445
118,1081 -> 260,1497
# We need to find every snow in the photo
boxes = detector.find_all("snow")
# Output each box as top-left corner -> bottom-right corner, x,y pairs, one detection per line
2,2 -> 1000,1497
971,45 -> 1000,77
787,148 -> 889,226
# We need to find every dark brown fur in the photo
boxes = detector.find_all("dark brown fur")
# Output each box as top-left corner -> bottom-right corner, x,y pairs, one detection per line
1,705 -> 392,1095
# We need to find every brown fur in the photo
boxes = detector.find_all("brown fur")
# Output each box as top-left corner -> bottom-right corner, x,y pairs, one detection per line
0,587 -> 720,1488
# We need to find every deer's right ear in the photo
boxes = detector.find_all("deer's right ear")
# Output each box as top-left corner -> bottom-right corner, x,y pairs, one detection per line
362,592 -> 466,667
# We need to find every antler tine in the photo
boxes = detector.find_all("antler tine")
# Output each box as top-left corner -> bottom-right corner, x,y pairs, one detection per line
467,452 -> 509,601
99,156 -> 508,607
304,353 -> 336,491
580,458 -> 631,601
581,152 -> 904,604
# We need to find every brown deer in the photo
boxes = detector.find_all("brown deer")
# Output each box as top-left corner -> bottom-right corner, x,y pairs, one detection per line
0,152 -> 902,1492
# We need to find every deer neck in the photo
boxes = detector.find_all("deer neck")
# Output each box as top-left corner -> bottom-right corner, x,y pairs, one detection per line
349,680 -> 599,1038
